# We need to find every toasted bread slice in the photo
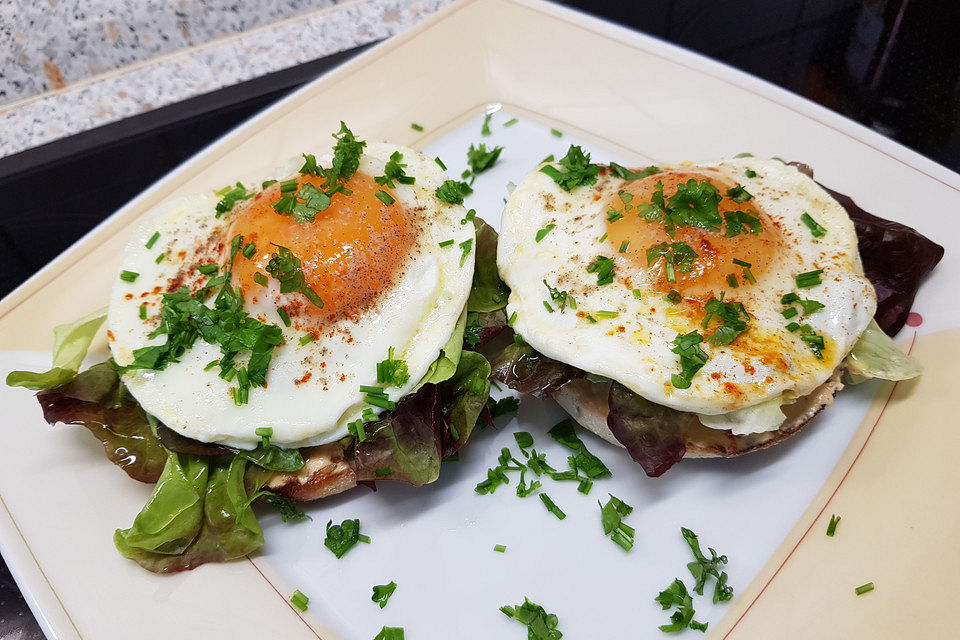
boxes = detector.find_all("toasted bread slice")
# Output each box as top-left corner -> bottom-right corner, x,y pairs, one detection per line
553,368 -> 845,458
267,442 -> 357,501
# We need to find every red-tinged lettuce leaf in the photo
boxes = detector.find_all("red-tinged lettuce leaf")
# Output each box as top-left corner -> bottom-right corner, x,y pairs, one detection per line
350,384 -> 446,486
350,350 -> 492,484
156,424 -> 234,457
489,341 -> 584,399
606,382 -> 686,477
465,310 -> 508,350
36,362 -> 167,483
439,350 -> 491,457
822,185 -> 943,336
115,454 -> 266,573
789,161 -> 944,336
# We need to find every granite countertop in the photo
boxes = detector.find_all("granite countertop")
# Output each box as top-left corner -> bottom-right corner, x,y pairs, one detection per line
0,0 -> 453,159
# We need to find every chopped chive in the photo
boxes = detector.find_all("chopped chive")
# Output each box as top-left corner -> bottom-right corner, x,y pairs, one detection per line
461,209 -> 477,224
375,190 -> 395,205
255,426 -> 273,439
375,467 -> 391,477
742,266 -> 757,285
578,478 -> 593,494
632,289 -> 643,299
855,582 -> 874,596
619,240 -> 630,253
585,315 -> 597,323
253,272 -> 268,286
139,303 -> 147,319
550,128 -> 563,137
461,169 -> 471,180
145,231 -> 160,249
826,514 -> 840,537
360,385 -> 387,396
796,269 -> 824,288
664,289 -> 682,304
536,224 -> 556,242
800,212 -> 827,237
119,270 -> 139,282
410,123 -> 424,131
540,493 -> 566,519
280,179 -> 299,193
543,301 -> 554,313
504,118 -> 518,127
290,590 -> 309,612
726,274 -> 739,288
277,308 -> 291,327
155,253 -> 165,264
606,209 -> 624,223
459,238 -> 473,267
595,310 -> 619,319
782,307 -> 798,319
204,359 -> 219,371
242,242 -> 256,258
197,263 -> 219,275
299,333 -> 315,345
732,258 -> 752,267
508,311 -> 518,327
598,233 -> 608,243
365,395 -> 396,411
481,113 -> 493,136
494,544 -> 507,553
541,154 -> 555,163
434,157 -> 447,170
262,179 -> 277,188
438,239 -> 454,247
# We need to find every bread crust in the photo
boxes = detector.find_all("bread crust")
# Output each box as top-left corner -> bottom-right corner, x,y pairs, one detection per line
554,369 -> 845,458
266,442 -> 357,501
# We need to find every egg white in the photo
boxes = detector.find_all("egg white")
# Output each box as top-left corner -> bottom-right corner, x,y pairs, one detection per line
108,142 -> 474,448
498,157 -> 876,428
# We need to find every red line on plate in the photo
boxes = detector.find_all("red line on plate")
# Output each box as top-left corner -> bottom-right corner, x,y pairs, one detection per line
246,555 -> 325,640
721,331 -> 918,638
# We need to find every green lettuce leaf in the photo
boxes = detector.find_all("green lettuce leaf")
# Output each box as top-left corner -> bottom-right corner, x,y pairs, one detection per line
843,319 -> 922,383
439,350 -> 491,455
6,307 -> 107,390
414,308 -> 466,389
467,218 -> 509,313
115,454 -> 266,573
114,451 -> 208,556
36,362 -> 167,483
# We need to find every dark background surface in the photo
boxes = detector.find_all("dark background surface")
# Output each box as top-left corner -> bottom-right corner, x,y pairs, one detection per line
1,0 -> 958,636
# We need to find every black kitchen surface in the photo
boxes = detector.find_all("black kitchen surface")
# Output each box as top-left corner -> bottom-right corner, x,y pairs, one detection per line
1,0 -> 958,636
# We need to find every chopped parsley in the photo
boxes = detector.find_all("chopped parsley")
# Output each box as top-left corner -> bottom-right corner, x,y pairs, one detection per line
536,224 -> 556,242
723,209 -> 763,237
435,179 -> 473,204
145,231 -> 160,249
371,581 -> 397,609
540,145 -> 602,191
266,245 -> 324,308
376,346 -> 410,387
606,208 -> 624,223
855,582 -> 875,596
494,544 -> 507,552
214,182 -> 253,218
241,490 -> 311,523
827,514 -> 841,537
500,598 -> 563,640
119,270 -> 139,282
639,179 -> 723,237
410,122 -> 424,131
725,184 -> 753,203
664,289 -> 682,304
539,493 -> 566,520
655,579 -> 708,633
466,143 -> 503,176
487,396 -> 520,419
273,182 -> 332,223
290,589 -> 309,612
464,322 -> 482,346
373,626 -> 404,640
608,162 -> 659,180
459,238 -> 473,266
786,322 -> 825,358
702,294 -> 750,346
375,150 -> 416,189
671,331 -> 708,389
323,519 -> 370,558
796,269 -> 824,288
681,527 -> 734,603
800,212 -> 827,237
481,113 -> 493,136
548,419 -> 611,478
745,168 -> 757,178
781,292 -> 825,317
646,241 -> 698,283
543,280 -> 576,312
586,255 -> 616,286
599,494 -> 635,551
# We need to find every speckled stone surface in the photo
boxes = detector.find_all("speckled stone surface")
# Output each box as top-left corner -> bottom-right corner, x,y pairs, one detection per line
0,0 -> 345,104
0,0 -> 453,159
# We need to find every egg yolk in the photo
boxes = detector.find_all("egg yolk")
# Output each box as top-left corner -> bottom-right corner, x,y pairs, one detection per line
604,169 -> 786,302
229,172 -> 415,330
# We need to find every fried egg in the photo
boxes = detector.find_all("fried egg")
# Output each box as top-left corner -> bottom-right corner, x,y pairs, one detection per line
108,142 -> 474,448
498,156 -> 876,434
